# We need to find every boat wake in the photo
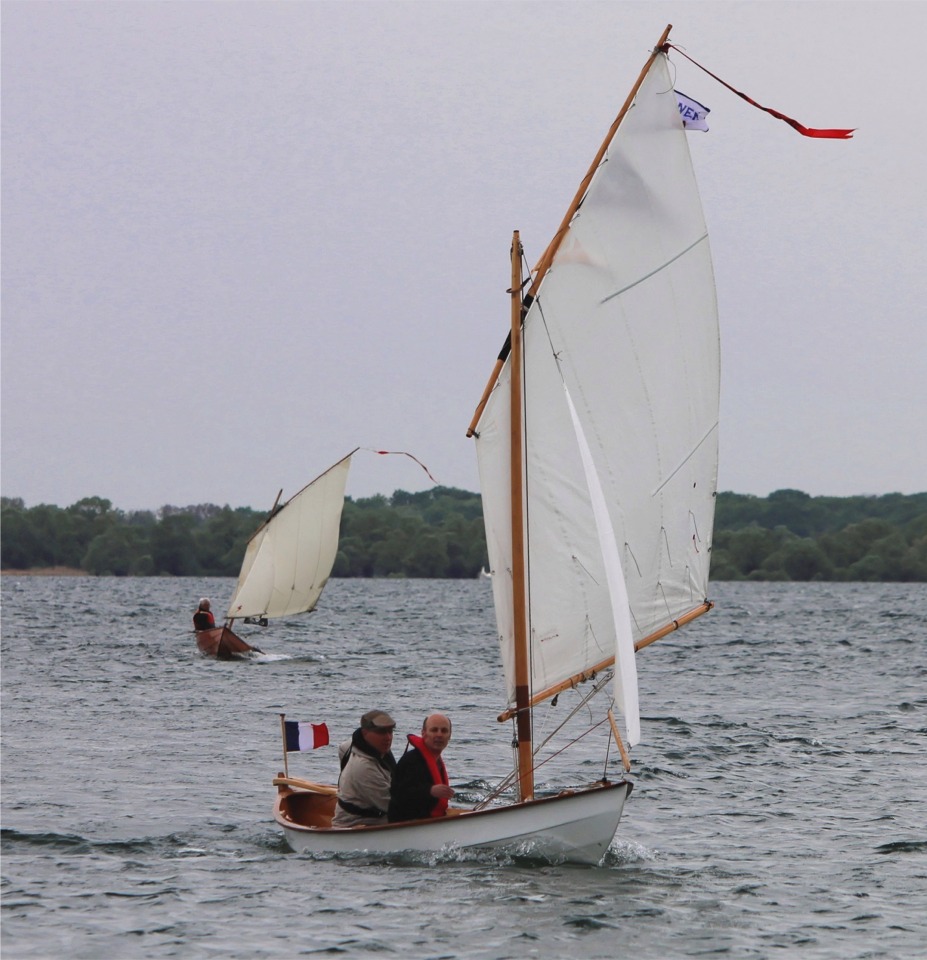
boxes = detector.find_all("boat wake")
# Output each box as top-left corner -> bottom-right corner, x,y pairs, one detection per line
602,836 -> 658,867
287,842 -> 573,868
250,651 -> 324,664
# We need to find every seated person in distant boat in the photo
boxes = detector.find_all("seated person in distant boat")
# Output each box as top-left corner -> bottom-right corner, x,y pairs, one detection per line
332,709 -> 398,828
192,598 -> 215,631
387,713 -> 455,823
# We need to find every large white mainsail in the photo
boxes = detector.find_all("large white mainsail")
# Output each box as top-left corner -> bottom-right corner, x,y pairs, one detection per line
475,51 -> 719,742
226,452 -> 353,621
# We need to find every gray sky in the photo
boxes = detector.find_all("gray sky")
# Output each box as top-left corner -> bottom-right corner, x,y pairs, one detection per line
3,1 -> 925,511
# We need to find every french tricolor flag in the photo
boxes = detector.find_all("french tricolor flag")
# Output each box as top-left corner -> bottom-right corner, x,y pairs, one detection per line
284,720 -> 330,751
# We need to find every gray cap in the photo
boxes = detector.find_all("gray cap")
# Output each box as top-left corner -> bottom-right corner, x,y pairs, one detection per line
360,709 -> 395,731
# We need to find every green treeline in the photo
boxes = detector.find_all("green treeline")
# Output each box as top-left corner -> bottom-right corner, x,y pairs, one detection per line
0,489 -> 487,579
711,489 -> 927,582
2,488 -> 925,581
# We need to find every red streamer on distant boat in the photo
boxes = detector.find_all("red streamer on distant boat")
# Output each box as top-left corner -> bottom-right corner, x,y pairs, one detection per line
665,43 -> 855,139
368,449 -> 438,485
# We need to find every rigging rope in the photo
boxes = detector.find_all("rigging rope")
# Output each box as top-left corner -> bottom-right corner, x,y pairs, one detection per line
474,673 -> 617,810
364,448 -> 438,484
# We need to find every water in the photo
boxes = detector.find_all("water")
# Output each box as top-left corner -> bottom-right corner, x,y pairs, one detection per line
2,577 -> 925,959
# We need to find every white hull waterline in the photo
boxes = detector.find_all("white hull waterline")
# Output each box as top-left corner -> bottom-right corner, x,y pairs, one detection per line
274,780 -> 632,864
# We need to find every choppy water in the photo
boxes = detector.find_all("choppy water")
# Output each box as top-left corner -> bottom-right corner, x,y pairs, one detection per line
2,577 -> 925,959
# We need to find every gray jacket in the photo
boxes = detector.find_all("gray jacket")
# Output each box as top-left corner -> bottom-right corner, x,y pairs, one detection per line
332,734 -> 396,827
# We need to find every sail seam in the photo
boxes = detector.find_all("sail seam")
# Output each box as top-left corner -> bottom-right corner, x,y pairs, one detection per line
600,233 -> 708,304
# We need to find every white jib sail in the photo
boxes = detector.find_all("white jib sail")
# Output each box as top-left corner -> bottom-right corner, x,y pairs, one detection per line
475,50 -> 719,711
564,384 -> 640,746
226,454 -> 352,621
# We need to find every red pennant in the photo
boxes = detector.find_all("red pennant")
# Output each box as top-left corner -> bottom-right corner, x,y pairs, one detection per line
666,43 -> 854,139
368,449 -> 438,484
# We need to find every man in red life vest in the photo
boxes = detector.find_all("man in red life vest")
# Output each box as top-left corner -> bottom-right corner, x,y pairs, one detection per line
193,598 -> 215,631
388,713 -> 455,822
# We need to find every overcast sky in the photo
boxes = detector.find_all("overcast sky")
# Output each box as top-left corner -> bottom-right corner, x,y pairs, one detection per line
3,1 -> 925,511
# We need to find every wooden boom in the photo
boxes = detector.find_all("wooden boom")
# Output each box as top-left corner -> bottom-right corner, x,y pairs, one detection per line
498,600 -> 712,722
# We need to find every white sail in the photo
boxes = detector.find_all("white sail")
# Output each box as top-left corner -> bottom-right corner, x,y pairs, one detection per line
475,54 -> 719,724
564,384 -> 640,746
226,454 -> 353,621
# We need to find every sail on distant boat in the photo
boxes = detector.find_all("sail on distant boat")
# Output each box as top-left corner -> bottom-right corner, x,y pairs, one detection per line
195,452 -> 354,659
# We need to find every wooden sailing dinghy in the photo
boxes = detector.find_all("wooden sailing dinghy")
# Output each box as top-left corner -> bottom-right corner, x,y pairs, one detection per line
274,24 -> 720,863
195,452 -> 354,658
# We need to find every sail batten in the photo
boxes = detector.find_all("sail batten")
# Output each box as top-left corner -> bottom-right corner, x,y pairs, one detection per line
599,232 -> 709,304
651,421 -> 719,497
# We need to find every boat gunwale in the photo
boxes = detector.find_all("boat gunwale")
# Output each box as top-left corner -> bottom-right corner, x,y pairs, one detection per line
274,778 -> 632,835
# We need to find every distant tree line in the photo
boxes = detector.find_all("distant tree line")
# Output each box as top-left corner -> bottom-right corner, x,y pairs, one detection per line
0,489 -> 487,579
710,489 -> 927,582
1,488 -> 925,581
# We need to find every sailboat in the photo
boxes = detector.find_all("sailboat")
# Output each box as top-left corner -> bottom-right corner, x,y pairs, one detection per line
273,24 -> 719,862
195,452 -> 354,659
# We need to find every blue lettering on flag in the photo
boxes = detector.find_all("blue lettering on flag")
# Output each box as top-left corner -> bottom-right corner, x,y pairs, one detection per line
675,90 -> 710,132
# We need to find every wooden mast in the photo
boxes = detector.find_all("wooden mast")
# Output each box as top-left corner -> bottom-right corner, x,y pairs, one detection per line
509,230 -> 534,802
466,24 -> 673,438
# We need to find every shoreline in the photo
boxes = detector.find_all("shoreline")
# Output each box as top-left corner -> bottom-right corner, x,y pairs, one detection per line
1,567 -> 89,577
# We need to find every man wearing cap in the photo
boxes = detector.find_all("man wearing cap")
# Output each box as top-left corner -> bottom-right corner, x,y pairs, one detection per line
331,710 -> 398,828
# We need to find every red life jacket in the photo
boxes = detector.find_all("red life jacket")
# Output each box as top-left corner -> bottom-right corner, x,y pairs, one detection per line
407,734 -> 449,817
193,609 -> 215,630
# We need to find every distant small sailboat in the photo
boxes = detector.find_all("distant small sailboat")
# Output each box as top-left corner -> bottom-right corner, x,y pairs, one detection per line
272,24 -> 720,862
195,451 -> 354,659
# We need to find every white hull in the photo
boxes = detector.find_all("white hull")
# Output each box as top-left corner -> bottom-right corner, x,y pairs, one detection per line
275,780 -> 631,864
